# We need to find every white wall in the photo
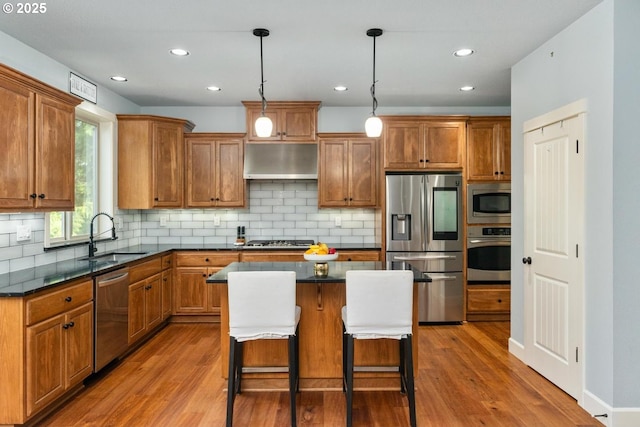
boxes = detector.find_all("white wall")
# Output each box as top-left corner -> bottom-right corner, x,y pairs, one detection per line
512,0 -> 640,410
611,0 -> 640,407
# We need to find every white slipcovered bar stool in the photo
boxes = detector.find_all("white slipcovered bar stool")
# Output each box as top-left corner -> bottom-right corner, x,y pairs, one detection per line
342,270 -> 417,427
226,271 -> 300,427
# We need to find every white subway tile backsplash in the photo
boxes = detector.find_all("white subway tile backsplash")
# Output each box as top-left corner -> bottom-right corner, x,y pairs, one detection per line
0,180 -> 379,273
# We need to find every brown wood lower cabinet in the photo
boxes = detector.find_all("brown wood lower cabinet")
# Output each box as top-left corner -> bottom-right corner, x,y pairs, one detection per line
127,257 -> 165,345
174,252 -> 240,317
239,250 -> 380,263
466,284 -> 511,321
0,279 -> 94,425
128,273 -> 163,344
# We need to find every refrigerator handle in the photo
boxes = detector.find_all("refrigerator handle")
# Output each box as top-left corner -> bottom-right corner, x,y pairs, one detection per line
392,255 -> 457,261
426,274 -> 458,281
420,176 -> 427,251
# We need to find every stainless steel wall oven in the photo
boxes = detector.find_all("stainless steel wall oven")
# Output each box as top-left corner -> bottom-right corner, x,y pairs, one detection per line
467,225 -> 511,283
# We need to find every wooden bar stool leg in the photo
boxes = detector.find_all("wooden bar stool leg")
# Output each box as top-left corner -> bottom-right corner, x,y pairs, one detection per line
342,324 -> 347,392
288,334 -> 298,427
404,335 -> 417,427
346,334 -> 355,427
226,337 -> 238,427
399,339 -> 406,394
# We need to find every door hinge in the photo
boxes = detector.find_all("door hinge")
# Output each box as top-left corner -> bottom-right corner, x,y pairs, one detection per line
576,347 -> 579,363
576,244 -> 579,258
576,139 -> 579,153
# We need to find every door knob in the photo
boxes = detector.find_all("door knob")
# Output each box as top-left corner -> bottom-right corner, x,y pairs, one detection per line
522,257 -> 532,265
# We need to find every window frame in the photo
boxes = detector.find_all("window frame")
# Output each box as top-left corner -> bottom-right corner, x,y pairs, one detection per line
44,102 -> 116,248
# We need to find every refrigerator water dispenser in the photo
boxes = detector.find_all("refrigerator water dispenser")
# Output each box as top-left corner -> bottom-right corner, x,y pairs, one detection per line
391,214 -> 411,241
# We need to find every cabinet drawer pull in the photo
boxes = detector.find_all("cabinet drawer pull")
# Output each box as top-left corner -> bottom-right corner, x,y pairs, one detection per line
65,296 -> 72,302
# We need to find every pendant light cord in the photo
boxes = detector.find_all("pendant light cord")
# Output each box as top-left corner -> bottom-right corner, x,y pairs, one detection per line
370,34 -> 378,115
258,33 -> 267,116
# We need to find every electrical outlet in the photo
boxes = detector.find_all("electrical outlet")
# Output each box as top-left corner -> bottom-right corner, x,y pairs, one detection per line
334,217 -> 342,227
159,216 -> 168,227
16,225 -> 31,241
117,217 -> 124,230
213,216 -> 221,226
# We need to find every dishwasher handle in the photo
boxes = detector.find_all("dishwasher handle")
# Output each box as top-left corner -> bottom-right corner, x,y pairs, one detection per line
96,271 -> 129,287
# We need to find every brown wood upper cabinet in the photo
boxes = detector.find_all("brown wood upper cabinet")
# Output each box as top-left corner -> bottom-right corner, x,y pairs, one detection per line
117,115 -> 195,209
185,133 -> 246,208
0,64 -> 81,212
382,116 -> 466,170
318,133 -> 378,208
242,101 -> 319,142
467,117 -> 511,181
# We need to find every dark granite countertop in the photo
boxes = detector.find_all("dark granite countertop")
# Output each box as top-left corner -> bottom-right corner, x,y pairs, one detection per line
0,244 -> 382,297
206,261 -> 430,283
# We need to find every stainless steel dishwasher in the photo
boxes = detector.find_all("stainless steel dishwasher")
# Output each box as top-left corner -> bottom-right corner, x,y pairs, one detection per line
94,267 -> 129,372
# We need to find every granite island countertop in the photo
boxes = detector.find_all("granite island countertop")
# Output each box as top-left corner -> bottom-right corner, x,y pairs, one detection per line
206,261 -> 431,283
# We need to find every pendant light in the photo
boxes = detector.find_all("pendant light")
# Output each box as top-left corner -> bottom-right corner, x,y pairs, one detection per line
253,28 -> 273,138
365,28 -> 383,138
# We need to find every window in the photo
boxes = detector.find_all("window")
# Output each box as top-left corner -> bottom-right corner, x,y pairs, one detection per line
45,103 -> 116,248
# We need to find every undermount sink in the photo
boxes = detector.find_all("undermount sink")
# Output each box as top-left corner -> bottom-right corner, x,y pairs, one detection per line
81,251 -> 149,262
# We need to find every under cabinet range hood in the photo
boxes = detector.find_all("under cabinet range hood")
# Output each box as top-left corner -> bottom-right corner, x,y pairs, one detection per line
243,143 -> 318,179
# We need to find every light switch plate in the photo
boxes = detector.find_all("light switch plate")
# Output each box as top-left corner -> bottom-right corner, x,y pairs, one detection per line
16,225 -> 31,241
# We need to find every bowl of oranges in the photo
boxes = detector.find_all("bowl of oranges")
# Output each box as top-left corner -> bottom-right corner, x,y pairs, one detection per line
303,242 -> 338,262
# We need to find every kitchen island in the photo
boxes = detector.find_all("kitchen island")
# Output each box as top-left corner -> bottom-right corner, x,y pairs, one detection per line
207,261 -> 429,391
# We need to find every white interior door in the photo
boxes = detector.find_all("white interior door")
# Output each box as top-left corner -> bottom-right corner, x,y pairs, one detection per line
523,111 -> 584,400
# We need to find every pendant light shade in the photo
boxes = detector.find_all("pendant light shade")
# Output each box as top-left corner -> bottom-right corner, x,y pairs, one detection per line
253,28 -> 273,138
365,116 -> 383,137
365,28 -> 383,138
255,115 -> 273,137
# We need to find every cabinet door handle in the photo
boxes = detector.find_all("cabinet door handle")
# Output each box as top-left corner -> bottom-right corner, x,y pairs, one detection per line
65,296 -> 72,302
38,194 -> 45,199
495,171 -> 499,175
154,197 -> 159,201
522,257 -> 532,265
316,283 -> 323,311
30,193 -> 37,199
419,159 -> 424,163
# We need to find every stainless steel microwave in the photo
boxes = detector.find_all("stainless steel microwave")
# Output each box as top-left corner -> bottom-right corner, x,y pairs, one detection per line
467,183 -> 511,224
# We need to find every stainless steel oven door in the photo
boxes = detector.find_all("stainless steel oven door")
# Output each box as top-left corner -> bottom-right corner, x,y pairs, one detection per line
467,237 -> 511,282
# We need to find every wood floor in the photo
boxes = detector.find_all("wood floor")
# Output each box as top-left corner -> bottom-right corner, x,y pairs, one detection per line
38,322 -> 601,427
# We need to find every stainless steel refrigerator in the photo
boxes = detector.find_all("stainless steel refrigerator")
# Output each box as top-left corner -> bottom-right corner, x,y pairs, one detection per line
385,173 -> 464,322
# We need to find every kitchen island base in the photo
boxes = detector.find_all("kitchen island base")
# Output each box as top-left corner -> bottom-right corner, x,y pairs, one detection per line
212,263 -> 421,391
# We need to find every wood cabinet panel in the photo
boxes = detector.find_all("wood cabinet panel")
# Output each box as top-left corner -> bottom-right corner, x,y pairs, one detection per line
26,301 -> 93,417
129,273 -> 163,344
467,118 -> 511,181
243,101 -> 319,142
174,252 -> 240,316
383,117 -> 466,170
318,134 -> 378,208
0,64 -> 80,212
161,269 -> 172,320
129,257 -> 162,283
337,251 -> 380,261
239,251 -> 305,262
185,134 -> 245,208
117,115 -> 195,209
467,285 -> 511,322
174,268 -> 209,313
26,280 -> 93,325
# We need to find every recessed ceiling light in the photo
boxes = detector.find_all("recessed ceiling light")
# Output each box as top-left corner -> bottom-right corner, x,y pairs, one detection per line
110,75 -> 128,82
206,86 -> 222,92
334,85 -> 348,92
169,48 -> 190,56
453,48 -> 475,57
460,85 -> 475,91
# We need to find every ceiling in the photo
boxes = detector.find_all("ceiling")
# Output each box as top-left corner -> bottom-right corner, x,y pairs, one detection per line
0,0 -> 602,108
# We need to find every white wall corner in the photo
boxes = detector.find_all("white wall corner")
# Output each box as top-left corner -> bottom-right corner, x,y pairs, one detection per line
582,390 -> 640,427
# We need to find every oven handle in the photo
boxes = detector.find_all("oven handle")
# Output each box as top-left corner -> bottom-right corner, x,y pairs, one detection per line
392,255 -> 457,261
468,239 -> 511,245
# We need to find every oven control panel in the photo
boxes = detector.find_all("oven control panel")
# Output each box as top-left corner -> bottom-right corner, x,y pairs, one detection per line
468,226 -> 511,238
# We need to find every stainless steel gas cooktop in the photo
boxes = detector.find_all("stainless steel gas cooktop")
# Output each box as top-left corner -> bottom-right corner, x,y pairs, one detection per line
244,239 -> 314,249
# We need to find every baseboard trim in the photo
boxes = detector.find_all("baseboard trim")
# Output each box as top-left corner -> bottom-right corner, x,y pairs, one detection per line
582,391 -> 640,427
508,336 -> 525,361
